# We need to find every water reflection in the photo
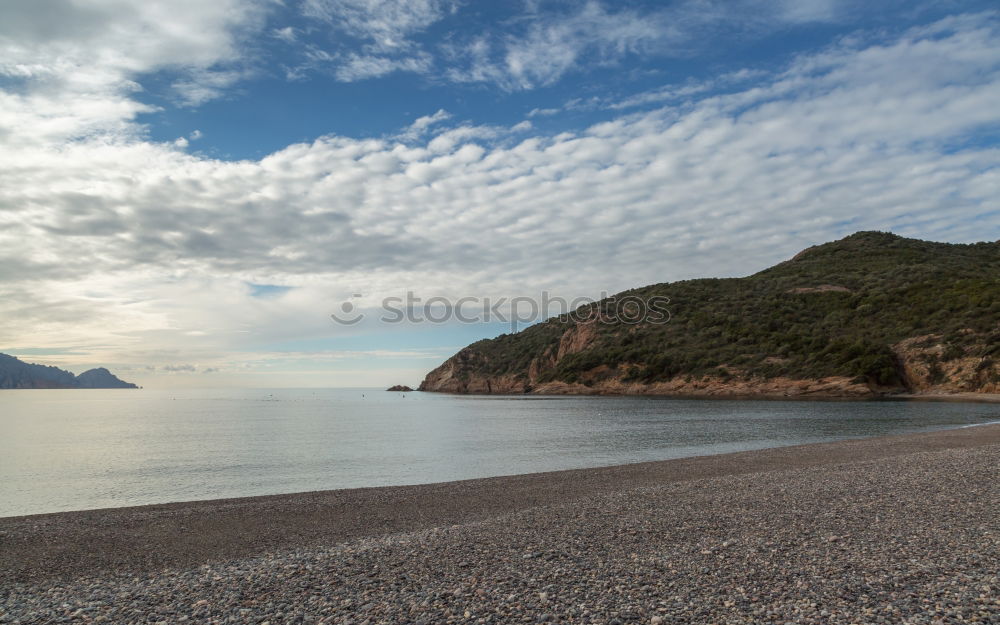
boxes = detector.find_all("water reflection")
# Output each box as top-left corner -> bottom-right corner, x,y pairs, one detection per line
1,389 -> 998,516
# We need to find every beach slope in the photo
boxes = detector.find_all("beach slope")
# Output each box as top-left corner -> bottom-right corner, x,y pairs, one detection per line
3,425 -> 999,623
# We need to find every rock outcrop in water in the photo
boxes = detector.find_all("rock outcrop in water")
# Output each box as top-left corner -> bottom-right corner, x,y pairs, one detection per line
420,232 -> 1000,398
0,354 -> 138,389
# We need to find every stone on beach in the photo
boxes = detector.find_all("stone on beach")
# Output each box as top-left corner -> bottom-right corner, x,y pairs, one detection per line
2,426 -> 999,624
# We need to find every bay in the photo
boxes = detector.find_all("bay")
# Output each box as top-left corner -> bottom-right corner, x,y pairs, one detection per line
2,388 -> 998,517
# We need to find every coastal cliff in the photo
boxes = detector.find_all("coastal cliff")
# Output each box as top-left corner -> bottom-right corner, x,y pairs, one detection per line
0,354 -> 138,389
420,232 -> 1000,398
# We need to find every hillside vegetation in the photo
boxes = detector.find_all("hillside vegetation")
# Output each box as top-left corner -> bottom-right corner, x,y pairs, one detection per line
420,232 -> 1000,397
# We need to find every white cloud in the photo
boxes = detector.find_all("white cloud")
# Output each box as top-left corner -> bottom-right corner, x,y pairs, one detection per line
607,69 -> 768,111
1,11 -> 998,383
441,0 -> 860,90
442,1 -> 665,90
399,109 -> 452,140
294,41 -> 436,82
302,0 -> 457,51
295,0 -> 456,80
172,68 -> 253,107
333,50 -> 434,81
292,0 -> 859,87
528,107 -> 560,117
0,0 -> 269,144
273,26 -> 297,42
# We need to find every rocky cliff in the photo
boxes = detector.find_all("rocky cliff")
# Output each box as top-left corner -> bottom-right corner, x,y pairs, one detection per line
420,232 -> 1000,398
0,354 -> 138,389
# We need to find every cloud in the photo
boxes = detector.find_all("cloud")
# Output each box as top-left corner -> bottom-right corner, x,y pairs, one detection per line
333,50 -> 434,81
302,0 -> 457,51
273,26 -> 297,43
172,68 -> 254,107
0,12 -> 998,380
440,0 -> 860,90
440,2 -> 665,90
527,107 -> 560,118
607,69 -> 768,111
492,1 -> 666,90
294,0 -> 456,80
291,0 -> 859,87
399,109 -> 452,140
294,41 -> 436,82
0,0 -> 269,145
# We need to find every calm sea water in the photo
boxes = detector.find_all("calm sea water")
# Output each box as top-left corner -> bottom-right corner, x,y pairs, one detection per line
2,388 -> 999,517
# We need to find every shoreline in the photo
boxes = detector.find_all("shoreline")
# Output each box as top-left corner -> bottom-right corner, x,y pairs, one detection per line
4,424 -> 999,623
3,424 -> 999,586
420,388 -> 1000,402
888,391 -> 1000,403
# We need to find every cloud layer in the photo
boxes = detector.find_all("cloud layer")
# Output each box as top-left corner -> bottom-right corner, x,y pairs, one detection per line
291,0 -> 869,87
0,4 -> 998,384
0,0 -> 269,146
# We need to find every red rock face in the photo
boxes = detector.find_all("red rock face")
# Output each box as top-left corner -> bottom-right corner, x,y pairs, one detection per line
423,367 -> 876,398
893,334 -> 1000,394
419,319 -> 878,397
420,326 -> 1000,399
418,357 -> 530,394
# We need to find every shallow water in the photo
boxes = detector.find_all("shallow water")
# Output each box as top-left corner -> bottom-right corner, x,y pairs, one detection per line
1,388 -> 998,517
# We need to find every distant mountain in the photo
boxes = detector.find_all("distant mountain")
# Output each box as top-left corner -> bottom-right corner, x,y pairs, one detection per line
420,232 -> 1000,398
0,354 -> 138,389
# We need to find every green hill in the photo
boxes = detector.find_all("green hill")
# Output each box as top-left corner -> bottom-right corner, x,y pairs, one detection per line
419,232 -> 1000,397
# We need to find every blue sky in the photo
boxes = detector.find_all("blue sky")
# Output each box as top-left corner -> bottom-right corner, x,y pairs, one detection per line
0,1 -> 998,387
140,1 -> 988,159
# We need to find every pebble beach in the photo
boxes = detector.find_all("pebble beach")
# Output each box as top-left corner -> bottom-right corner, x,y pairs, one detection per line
2,424 -> 999,624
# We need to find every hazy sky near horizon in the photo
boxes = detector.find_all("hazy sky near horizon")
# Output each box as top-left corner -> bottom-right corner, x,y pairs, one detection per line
1,0 -> 998,388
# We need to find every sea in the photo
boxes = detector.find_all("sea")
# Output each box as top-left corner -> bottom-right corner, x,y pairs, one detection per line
2,388 -> 998,517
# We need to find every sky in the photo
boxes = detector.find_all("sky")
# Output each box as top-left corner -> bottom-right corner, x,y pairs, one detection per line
1,0 -> 998,388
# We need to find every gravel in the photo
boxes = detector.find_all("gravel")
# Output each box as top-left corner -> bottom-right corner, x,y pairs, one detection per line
2,425 -> 999,624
